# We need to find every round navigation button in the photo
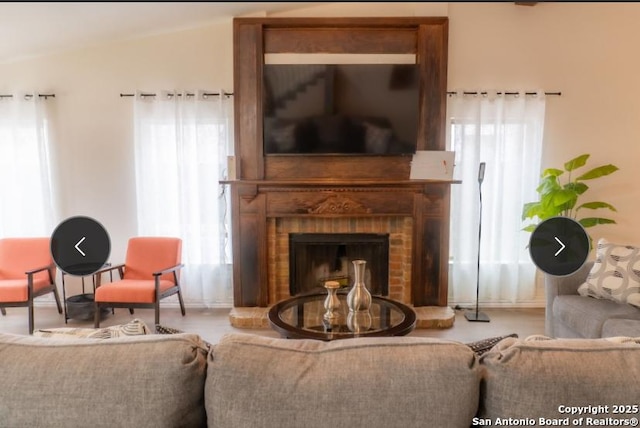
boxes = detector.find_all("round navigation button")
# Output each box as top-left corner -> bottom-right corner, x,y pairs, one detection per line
50,216 -> 110,276
529,216 -> 590,276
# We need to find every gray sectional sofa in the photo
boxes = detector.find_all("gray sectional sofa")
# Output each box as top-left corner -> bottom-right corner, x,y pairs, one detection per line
546,261 -> 640,338
1,332 -> 639,428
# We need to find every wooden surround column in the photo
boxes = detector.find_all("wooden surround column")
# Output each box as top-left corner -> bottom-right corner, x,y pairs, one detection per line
229,17 -> 451,307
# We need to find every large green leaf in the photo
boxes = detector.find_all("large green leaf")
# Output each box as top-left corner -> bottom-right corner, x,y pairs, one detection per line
578,217 -> 617,228
576,202 -> 617,212
536,175 -> 561,196
539,193 -> 553,209
521,202 -> 541,221
542,168 -> 564,178
522,224 -> 538,233
575,164 -> 619,181
564,154 -> 590,171
551,188 -> 578,207
564,181 -> 588,195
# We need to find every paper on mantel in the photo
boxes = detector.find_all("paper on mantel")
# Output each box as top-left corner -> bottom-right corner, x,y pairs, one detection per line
409,151 -> 455,180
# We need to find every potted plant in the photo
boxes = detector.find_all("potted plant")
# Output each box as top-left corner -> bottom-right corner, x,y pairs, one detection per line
522,154 -> 619,235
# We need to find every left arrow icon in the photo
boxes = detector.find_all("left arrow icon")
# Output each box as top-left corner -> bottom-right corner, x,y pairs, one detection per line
75,237 -> 86,257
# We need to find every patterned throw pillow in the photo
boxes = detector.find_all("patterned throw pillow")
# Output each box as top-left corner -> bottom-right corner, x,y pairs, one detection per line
33,319 -> 151,339
578,238 -> 640,308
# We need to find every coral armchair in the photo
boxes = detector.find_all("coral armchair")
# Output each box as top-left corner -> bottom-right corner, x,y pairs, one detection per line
0,237 -> 63,334
93,237 -> 185,327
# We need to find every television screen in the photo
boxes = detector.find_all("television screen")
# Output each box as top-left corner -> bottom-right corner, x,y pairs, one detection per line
263,64 -> 419,155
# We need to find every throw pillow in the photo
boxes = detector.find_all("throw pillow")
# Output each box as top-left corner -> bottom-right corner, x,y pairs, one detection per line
155,324 -> 185,335
577,238 -> 640,308
464,333 -> 518,356
33,318 -> 151,340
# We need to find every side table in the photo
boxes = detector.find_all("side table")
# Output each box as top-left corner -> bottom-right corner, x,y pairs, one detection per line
61,263 -> 112,323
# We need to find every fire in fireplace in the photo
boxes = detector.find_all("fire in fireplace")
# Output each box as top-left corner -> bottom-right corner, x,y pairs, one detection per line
289,233 -> 389,296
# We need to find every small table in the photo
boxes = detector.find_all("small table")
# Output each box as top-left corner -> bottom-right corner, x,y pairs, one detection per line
268,292 -> 416,341
61,263 -> 112,323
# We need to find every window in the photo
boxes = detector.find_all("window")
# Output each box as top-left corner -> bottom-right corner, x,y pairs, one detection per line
133,91 -> 234,306
0,95 -> 56,237
447,92 -> 545,305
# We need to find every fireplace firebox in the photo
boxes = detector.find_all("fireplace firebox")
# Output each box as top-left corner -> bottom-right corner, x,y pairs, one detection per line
289,233 -> 389,296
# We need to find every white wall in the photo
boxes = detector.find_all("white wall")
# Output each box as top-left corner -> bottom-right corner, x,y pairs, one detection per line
447,2 -> 640,247
0,21 -> 234,294
1,2 -> 639,295
0,21 -> 233,254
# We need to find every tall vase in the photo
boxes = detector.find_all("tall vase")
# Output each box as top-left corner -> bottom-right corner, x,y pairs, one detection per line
347,259 -> 372,312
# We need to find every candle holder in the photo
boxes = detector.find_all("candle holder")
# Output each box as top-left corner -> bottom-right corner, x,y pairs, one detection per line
323,280 -> 341,322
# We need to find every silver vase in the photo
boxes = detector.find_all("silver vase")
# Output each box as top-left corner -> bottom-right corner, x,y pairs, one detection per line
347,259 -> 372,312
347,310 -> 372,333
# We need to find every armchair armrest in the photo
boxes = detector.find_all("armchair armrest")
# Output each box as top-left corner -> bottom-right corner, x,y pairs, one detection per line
94,263 -> 125,287
93,263 -> 124,276
153,263 -> 184,277
544,261 -> 593,337
25,264 -> 54,276
545,261 -> 593,300
25,264 -> 56,290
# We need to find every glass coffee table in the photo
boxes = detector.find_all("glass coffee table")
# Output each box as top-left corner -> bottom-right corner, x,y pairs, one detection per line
268,292 -> 416,341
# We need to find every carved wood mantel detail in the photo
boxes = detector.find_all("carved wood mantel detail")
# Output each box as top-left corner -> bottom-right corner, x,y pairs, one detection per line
229,17 -> 451,308
303,194 -> 371,215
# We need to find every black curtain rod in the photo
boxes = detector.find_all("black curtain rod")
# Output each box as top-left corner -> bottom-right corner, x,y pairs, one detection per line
0,94 -> 56,99
120,92 -> 233,98
447,91 -> 561,96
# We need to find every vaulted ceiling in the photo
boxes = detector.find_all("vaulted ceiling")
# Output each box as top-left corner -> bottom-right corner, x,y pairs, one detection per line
0,2 -> 325,64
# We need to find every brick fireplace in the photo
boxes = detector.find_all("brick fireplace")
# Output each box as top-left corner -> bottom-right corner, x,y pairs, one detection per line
228,17 -> 452,312
271,218 -> 412,304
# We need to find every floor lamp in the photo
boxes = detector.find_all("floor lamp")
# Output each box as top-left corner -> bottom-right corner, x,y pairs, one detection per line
465,162 -> 490,322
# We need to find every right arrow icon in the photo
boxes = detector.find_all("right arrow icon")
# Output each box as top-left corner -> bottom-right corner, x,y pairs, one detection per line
554,236 -> 566,257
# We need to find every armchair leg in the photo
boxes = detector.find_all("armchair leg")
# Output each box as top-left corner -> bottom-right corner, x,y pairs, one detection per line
155,301 -> 160,326
94,303 -> 101,328
1,308 -> 5,316
53,287 -> 63,314
28,301 -> 34,335
177,289 -> 186,316
129,308 -> 135,315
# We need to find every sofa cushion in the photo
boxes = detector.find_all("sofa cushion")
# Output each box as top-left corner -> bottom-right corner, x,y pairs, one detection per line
206,333 -> 480,428
0,332 -> 208,428
553,294 -> 640,338
578,238 -> 640,307
602,318 -> 640,337
479,335 -> 640,423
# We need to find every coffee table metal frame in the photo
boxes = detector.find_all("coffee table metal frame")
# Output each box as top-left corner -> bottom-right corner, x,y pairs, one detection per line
268,292 -> 416,341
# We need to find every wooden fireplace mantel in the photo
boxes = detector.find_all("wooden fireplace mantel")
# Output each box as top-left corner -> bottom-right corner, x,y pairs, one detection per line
230,17 -> 450,308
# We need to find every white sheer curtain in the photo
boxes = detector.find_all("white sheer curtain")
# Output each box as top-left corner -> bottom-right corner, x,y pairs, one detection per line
447,91 -> 545,305
133,90 -> 233,307
0,95 -> 57,237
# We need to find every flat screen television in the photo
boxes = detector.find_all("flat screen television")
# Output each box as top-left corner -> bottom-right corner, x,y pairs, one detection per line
263,63 -> 419,155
